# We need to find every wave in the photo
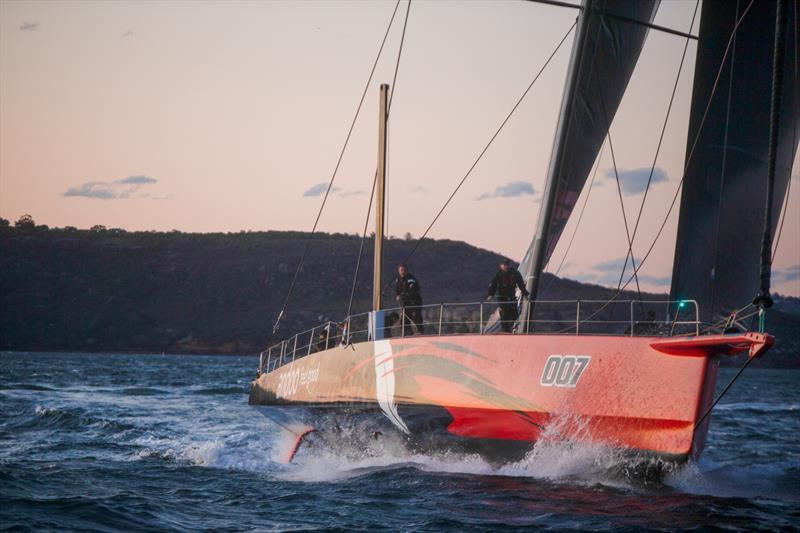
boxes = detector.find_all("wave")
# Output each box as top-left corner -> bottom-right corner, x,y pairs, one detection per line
713,401 -> 799,414
30,405 -> 135,434
665,459 -> 800,501
120,387 -> 170,396
190,386 -> 247,396
1,383 -> 56,392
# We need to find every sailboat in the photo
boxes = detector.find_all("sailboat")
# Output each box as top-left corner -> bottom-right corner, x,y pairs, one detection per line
249,0 -> 798,468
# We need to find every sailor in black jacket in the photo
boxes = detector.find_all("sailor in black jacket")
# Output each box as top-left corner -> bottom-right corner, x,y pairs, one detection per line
394,264 -> 424,335
487,259 -> 529,332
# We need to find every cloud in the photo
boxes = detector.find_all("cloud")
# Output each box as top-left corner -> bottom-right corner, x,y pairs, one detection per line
303,183 -> 339,197
774,265 -> 800,283
302,182 -> 364,198
593,256 -> 638,273
122,30 -> 134,38
117,175 -> 156,185
19,21 -> 39,31
476,181 -> 536,200
564,256 -> 673,290
637,274 -> 672,287
578,256 -> 667,286
63,175 -> 160,200
605,167 -> 668,195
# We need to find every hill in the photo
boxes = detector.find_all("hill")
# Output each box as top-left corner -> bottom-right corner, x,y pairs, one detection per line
0,222 -> 797,367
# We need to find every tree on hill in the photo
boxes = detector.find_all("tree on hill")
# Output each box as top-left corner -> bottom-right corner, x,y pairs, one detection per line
14,214 -> 35,229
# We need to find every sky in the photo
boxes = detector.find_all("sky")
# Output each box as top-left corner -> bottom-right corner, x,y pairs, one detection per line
1,0 -> 798,297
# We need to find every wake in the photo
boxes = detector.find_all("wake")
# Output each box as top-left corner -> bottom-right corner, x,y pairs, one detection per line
132,414 -> 796,502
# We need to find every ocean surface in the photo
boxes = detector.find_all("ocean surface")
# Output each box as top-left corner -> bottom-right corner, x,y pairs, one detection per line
1,352 -> 798,532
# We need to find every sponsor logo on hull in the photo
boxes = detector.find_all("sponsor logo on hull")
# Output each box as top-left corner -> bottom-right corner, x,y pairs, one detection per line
276,363 -> 321,399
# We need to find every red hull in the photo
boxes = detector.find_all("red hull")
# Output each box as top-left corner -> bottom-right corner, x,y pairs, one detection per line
249,332 -> 772,462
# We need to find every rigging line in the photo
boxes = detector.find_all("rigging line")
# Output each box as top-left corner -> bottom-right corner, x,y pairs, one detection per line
543,140 -> 606,291
772,0 -> 798,262
699,302 -> 756,334
385,0 -> 411,247
756,0 -> 790,304
345,0 -> 411,318
613,0 -> 699,301
694,354 -> 757,430
605,121 -> 644,302
588,38 -> 643,302
272,0 -> 403,336
602,12 -> 697,41
388,0 -> 411,116
394,19 -> 578,274
569,0 -> 757,331
346,171 -> 379,319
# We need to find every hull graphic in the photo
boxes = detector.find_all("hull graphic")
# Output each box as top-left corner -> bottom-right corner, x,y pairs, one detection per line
374,339 -> 411,434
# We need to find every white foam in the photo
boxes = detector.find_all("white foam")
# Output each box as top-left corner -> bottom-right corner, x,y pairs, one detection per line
125,414 -> 666,490
276,416 -> 659,487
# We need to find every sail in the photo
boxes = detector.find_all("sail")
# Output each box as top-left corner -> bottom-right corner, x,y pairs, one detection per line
670,0 -> 799,326
522,0 -> 661,305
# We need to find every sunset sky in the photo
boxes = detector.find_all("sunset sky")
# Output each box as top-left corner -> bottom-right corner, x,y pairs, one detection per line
1,0 -> 798,296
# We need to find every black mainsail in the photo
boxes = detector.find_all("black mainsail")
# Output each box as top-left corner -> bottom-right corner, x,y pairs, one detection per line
670,0 -> 799,326
520,0 -> 660,327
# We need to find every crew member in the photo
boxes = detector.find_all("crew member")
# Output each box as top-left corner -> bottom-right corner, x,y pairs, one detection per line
632,310 -> 661,336
395,264 -> 424,335
487,259 -> 529,333
314,328 -> 329,352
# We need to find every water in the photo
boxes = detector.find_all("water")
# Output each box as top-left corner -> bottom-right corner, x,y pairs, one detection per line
1,352 -> 798,531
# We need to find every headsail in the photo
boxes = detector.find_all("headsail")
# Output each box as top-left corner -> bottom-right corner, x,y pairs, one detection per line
521,0 -> 661,324
670,0 -> 799,326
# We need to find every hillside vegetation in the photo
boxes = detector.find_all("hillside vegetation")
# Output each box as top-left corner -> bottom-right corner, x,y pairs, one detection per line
1,222 -> 797,367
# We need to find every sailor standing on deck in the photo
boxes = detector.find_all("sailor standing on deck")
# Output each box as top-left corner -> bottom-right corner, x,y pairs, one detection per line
394,264 -> 424,335
487,259 -> 529,333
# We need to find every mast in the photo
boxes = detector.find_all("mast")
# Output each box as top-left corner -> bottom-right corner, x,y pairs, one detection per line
373,83 -> 389,311
520,0 -> 595,331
